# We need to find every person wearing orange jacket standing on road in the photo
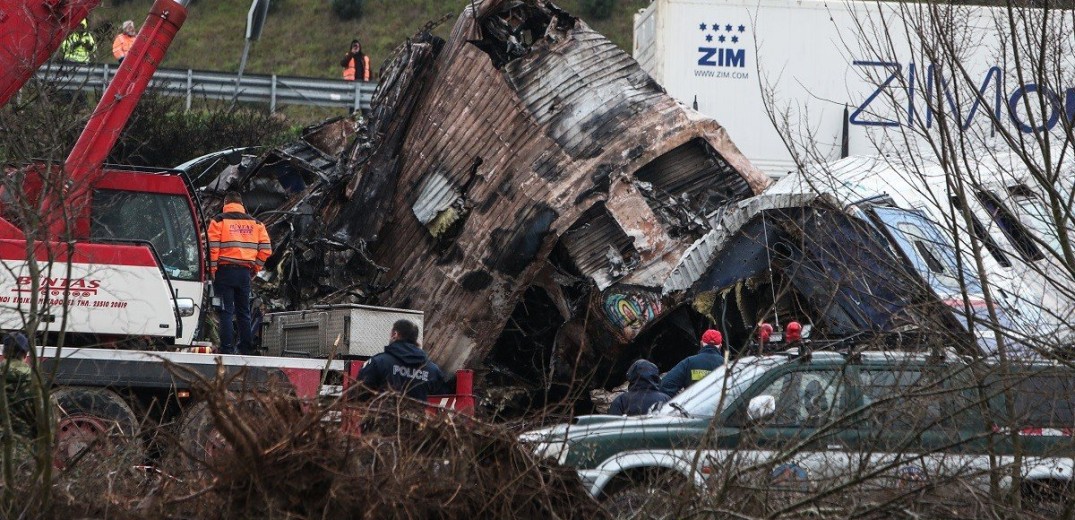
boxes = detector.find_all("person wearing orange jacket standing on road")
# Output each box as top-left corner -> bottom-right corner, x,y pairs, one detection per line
208,191 -> 272,355
111,20 -> 136,63
340,39 -> 370,81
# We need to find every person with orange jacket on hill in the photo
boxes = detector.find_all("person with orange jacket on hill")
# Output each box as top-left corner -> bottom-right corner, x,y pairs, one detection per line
112,20 -> 136,63
340,39 -> 370,81
208,191 -> 272,355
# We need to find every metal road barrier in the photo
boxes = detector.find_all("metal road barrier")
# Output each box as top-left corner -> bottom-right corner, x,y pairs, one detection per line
32,62 -> 375,112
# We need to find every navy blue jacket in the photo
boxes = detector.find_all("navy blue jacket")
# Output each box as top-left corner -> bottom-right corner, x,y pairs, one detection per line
659,345 -> 723,397
609,360 -> 670,416
358,340 -> 446,401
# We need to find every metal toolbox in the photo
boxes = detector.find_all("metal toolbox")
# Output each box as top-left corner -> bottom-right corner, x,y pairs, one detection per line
261,304 -> 424,358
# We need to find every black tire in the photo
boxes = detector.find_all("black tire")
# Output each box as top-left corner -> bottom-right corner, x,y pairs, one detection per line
603,473 -> 693,520
176,397 -> 265,474
176,400 -> 228,474
52,386 -> 142,469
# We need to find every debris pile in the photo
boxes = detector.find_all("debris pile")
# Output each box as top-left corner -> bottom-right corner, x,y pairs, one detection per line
210,0 -> 967,404
51,385 -> 606,519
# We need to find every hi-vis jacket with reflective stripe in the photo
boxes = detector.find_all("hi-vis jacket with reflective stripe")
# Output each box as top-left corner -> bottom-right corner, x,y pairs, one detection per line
207,202 -> 272,276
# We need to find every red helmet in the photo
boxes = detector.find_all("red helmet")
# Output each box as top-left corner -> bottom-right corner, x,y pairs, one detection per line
701,329 -> 723,346
785,321 -> 803,342
757,323 -> 773,342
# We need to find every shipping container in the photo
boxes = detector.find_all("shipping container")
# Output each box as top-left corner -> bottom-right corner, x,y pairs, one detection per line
634,0 -> 1075,177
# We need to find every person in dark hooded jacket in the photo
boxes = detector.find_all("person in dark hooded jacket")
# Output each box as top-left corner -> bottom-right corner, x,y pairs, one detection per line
608,359 -> 669,416
357,319 -> 446,401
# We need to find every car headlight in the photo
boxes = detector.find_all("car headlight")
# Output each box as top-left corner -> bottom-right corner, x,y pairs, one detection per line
535,441 -> 570,465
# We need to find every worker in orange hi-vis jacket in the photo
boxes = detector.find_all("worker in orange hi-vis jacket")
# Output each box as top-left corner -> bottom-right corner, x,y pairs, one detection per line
111,20 -> 136,63
207,191 -> 272,355
340,38 -> 371,81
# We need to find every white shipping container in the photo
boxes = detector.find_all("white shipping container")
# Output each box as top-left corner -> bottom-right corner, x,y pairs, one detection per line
634,0 -> 1075,177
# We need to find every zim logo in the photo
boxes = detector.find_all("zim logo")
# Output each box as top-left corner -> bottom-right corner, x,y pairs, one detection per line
696,21 -> 749,69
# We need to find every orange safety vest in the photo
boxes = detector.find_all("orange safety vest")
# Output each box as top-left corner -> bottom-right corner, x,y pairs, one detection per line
343,54 -> 371,81
207,202 -> 272,276
112,33 -> 135,60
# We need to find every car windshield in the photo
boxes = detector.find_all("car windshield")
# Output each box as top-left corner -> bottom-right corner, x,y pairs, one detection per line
660,357 -> 781,417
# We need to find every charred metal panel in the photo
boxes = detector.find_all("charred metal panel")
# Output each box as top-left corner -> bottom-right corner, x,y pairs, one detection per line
560,205 -> 638,289
635,137 -> 751,233
362,1 -> 769,371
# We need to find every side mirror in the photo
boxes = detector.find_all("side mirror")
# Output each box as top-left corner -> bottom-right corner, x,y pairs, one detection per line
175,297 -> 196,317
747,395 -> 776,422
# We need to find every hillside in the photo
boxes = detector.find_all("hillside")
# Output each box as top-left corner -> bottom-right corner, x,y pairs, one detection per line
92,0 -> 650,80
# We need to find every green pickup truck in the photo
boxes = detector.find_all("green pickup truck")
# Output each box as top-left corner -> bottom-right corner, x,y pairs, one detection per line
521,350 -> 1075,512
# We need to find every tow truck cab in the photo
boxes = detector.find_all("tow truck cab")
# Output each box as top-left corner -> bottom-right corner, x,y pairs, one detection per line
0,163 -> 207,347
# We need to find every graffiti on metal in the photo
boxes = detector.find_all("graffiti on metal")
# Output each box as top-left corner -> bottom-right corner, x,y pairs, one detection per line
604,291 -> 663,332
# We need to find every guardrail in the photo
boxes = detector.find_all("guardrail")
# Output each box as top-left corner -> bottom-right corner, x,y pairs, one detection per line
32,62 -> 375,112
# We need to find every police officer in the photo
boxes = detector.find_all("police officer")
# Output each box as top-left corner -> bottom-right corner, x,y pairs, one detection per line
608,359 -> 669,416
208,191 -> 272,355
357,320 -> 445,401
2,332 -> 37,450
660,329 -> 725,397
61,19 -> 97,63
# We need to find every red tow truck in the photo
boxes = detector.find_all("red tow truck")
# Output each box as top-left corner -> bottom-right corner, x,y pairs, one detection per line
0,0 -> 474,464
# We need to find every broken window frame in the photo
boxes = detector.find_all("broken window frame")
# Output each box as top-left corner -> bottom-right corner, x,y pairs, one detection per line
869,206 -> 982,297
976,189 -> 1045,262
950,195 -> 1012,268
1005,184 -> 1065,257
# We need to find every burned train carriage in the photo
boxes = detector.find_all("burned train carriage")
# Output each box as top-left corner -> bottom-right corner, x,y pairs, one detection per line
235,1 -> 959,403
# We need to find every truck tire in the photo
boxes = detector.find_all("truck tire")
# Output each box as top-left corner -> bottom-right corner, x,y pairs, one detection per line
176,400 -> 228,474
177,398 -> 266,473
52,386 -> 142,469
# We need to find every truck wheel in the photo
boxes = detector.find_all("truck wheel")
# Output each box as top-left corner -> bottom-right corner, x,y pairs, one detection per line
52,386 -> 142,469
176,401 -> 228,473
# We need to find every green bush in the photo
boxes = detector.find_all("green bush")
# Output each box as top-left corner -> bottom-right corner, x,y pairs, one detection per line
582,0 -> 615,20
110,94 -> 293,168
331,0 -> 364,21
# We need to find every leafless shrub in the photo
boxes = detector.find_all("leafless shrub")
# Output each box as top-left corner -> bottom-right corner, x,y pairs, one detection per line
46,360 -> 605,519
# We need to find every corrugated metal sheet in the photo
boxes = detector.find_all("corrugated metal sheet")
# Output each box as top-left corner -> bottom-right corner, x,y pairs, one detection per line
635,137 -> 751,210
663,192 -> 826,294
411,171 -> 459,226
560,207 -> 637,289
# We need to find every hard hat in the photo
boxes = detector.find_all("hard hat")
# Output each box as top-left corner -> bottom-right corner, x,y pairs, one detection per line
701,329 -> 722,346
757,323 -> 773,342
785,321 -> 802,342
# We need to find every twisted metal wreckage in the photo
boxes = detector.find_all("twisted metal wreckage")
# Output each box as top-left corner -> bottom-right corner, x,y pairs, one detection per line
209,0 -> 966,402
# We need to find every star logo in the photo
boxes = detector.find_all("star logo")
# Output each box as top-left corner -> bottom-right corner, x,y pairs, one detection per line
731,35 -> 739,43
725,24 -> 733,31
699,23 -> 707,31
705,34 -> 713,42
738,24 -> 746,32
718,35 -> 726,43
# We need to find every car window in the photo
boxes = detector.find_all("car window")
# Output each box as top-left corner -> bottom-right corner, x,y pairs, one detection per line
738,368 -> 850,428
664,358 -> 780,417
91,189 -> 201,281
985,370 -> 1075,429
858,368 -> 946,430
